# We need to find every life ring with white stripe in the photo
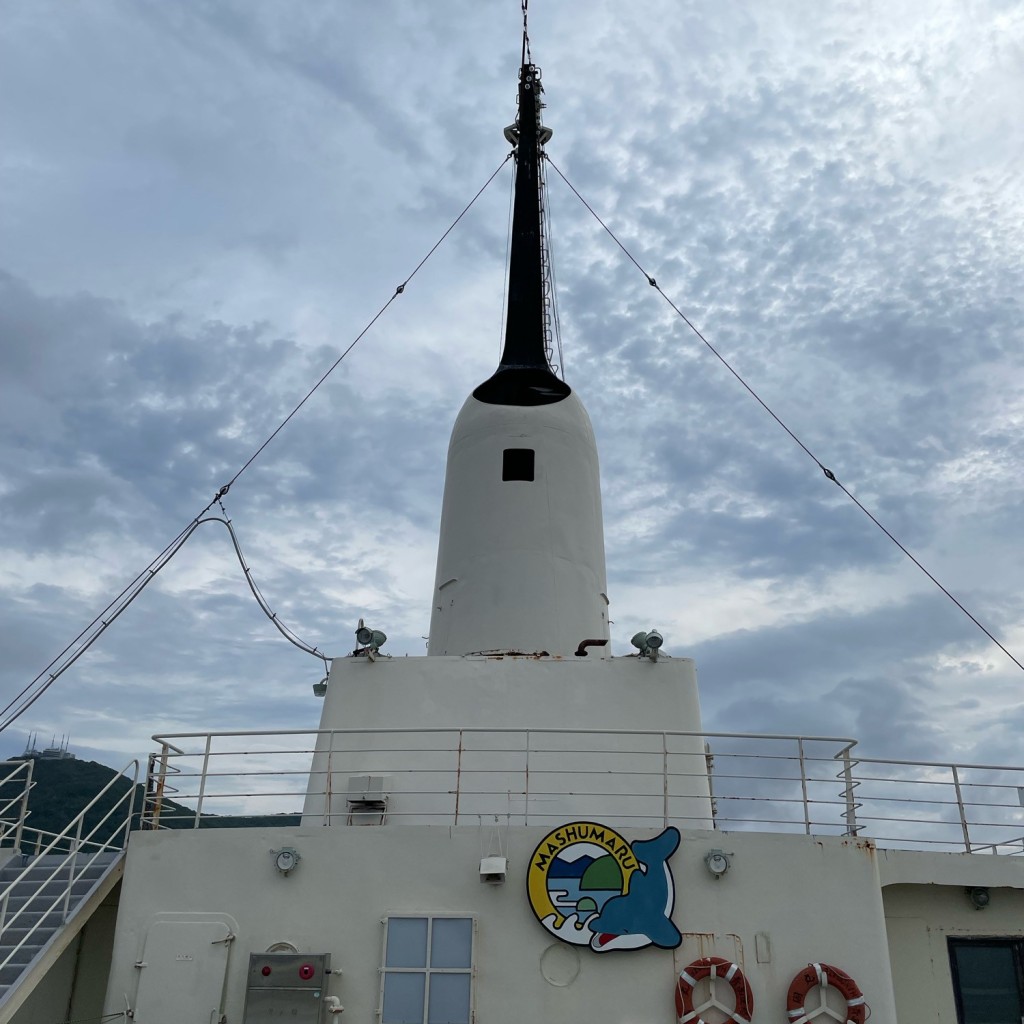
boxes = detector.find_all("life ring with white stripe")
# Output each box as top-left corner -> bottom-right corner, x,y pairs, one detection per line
674,956 -> 754,1024
786,962 -> 867,1024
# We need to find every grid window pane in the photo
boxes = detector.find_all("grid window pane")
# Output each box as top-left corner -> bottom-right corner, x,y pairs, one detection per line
386,918 -> 428,968
383,972 -> 426,1024
430,918 -> 473,968
953,944 -> 1022,1023
428,972 -> 471,1024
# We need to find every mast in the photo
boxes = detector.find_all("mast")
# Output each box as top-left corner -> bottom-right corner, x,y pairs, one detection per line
473,63 -> 569,406
427,48 -> 610,657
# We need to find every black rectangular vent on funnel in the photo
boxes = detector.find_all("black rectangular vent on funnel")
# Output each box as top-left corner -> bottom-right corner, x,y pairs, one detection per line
502,448 -> 535,481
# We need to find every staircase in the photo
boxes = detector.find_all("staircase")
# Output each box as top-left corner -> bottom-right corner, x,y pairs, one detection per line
0,757 -> 139,1017
0,850 -> 123,996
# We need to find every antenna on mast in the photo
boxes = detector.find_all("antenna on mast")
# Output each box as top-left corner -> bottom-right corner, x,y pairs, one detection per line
521,0 -> 531,66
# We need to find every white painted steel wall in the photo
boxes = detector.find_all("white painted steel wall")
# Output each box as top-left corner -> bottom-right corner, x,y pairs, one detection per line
884,881 -> 1024,1021
428,392 -> 609,657
303,654 -> 711,827
102,827 -> 905,1024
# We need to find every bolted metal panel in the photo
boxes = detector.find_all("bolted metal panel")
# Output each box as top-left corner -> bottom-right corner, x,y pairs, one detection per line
242,952 -> 331,1024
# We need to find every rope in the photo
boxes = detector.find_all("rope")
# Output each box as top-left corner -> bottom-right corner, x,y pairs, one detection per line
546,156 -> 1024,676
2,158 -> 512,731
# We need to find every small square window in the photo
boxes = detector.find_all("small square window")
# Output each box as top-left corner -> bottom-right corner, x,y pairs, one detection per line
502,448 -> 535,481
949,938 -> 1024,1023
381,917 -> 474,1024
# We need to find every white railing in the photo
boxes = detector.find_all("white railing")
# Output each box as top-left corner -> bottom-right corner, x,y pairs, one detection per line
0,762 -> 34,856
140,729 -> 1024,853
0,760 -> 139,982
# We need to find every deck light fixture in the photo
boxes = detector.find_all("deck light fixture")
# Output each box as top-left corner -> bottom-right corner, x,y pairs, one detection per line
355,619 -> 388,658
480,856 -> 508,884
966,886 -> 990,910
272,847 -> 301,877
630,630 -> 664,661
312,677 -> 328,697
704,849 -> 730,878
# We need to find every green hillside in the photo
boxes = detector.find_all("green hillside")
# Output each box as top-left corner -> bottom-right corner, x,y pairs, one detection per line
1,757 -> 299,851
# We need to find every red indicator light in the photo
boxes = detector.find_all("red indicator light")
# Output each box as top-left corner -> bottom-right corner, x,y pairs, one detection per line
261,965 -> 272,977
299,963 -> 315,980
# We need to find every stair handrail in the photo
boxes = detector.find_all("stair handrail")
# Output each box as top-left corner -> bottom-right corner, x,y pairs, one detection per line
17,825 -> 129,858
0,760 -> 139,975
0,761 -> 34,857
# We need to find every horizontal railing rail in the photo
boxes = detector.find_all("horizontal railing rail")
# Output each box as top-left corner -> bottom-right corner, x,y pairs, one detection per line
136,727 -> 1024,853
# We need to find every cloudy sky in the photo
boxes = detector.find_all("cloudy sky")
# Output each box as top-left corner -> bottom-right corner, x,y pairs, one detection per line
1,1 -> 1023,777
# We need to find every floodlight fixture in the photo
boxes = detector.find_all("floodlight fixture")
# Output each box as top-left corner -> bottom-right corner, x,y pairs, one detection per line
630,629 -> 664,661
312,678 -> 328,698
355,619 -> 388,653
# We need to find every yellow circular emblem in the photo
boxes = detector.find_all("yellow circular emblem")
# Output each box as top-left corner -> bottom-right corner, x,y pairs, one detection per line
527,821 -> 638,946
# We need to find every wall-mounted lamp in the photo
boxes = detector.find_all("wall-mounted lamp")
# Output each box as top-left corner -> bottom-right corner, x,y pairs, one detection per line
480,856 -> 508,885
312,677 -> 328,697
704,849 -> 731,879
630,629 -> 664,661
966,886 -> 990,910
271,847 -> 301,877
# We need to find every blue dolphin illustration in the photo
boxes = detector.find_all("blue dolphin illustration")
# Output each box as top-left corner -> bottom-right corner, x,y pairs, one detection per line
586,826 -> 682,952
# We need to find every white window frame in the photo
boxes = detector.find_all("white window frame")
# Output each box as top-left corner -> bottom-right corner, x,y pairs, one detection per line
379,914 -> 476,1024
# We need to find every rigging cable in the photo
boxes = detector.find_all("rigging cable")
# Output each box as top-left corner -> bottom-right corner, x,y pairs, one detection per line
1,156 -> 513,735
546,156 -> 1024,676
499,152 -> 516,361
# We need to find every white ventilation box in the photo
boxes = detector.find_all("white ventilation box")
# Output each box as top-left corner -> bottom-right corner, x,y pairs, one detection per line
346,775 -> 389,824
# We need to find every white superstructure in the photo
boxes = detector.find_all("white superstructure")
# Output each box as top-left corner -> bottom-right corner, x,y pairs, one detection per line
428,391 -> 609,658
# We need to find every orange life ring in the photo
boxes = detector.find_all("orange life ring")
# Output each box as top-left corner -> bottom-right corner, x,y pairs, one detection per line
786,962 -> 867,1024
675,956 -> 754,1024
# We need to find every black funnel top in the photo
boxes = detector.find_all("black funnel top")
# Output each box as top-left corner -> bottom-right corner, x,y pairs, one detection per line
474,65 -> 570,407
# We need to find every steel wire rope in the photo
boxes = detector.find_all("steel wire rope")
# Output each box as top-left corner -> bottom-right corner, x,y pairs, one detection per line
546,156 -> 1024,676
1,156 -> 513,733
499,153 -> 516,361
205,500 -> 331,670
221,153 -> 512,496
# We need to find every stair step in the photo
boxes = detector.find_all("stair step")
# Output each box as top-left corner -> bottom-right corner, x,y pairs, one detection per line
0,945 -> 44,967
0,908 -> 64,931
0,858 -> 118,881
0,964 -> 28,987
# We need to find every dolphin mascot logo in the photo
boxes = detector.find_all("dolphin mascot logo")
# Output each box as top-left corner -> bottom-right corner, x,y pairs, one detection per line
528,822 -> 682,953
586,827 -> 682,951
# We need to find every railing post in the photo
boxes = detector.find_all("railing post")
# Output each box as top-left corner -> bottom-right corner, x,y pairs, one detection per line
840,748 -> 859,837
14,761 -> 31,855
124,763 -> 139,848
703,742 -> 718,829
454,730 -> 464,826
524,730 -> 531,827
62,817 -> 83,923
798,739 -> 811,835
148,745 -> 171,829
662,733 -> 669,828
324,741 -> 334,826
193,734 -> 213,829
951,765 -> 971,851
